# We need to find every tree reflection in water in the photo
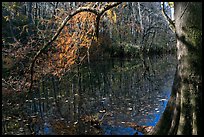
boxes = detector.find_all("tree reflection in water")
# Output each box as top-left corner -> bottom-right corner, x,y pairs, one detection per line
2,54 -> 177,135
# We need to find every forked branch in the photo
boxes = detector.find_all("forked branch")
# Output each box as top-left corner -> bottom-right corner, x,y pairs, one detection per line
28,2 -> 122,94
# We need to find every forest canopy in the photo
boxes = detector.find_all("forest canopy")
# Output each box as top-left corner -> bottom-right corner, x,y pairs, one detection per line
2,2 -> 175,94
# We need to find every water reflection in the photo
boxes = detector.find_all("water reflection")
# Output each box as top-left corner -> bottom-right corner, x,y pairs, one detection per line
2,55 -> 177,135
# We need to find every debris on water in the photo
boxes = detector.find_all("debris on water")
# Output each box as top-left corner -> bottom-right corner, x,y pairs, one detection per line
49,97 -> 54,100
25,123 -> 29,126
19,127 -> 24,132
7,102 -> 12,105
29,100 -> 33,103
18,118 -> 22,121
99,109 -> 106,113
127,107 -> 133,111
159,99 -> 167,101
2,56 -> 176,135
126,98 -> 131,101
31,115 -> 37,118
102,97 -> 107,100
155,108 -> 159,111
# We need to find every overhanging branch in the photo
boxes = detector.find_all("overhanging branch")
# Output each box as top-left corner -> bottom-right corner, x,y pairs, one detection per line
161,2 -> 175,33
28,7 -> 99,94
28,2 -> 122,94
94,2 -> 122,39
99,2 -> 122,16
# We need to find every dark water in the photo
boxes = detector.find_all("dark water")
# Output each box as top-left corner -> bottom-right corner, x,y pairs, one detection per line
2,54 -> 177,135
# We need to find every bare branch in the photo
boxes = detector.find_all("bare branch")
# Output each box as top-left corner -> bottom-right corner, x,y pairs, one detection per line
179,2 -> 189,19
95,2 -> 122,39
99,2 -> 122,16
161,2 -> 175,32
28,2 -> 123,94
28,7 -> 99,94
2,78 -> 18,92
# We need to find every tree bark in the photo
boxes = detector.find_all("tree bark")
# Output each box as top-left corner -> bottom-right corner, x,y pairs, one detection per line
148,2 -> 202,135
174,2 -> 202,134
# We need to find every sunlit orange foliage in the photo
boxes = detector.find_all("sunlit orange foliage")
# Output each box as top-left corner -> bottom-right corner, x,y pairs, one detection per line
47,12 -> 97,77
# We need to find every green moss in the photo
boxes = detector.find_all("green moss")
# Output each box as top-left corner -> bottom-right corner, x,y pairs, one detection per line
184,26 -> 202,75
186,27 -> 202,47
185,3 -> 202,48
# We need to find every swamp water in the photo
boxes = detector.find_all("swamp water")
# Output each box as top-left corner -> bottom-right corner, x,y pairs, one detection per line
2,54 -> 177,135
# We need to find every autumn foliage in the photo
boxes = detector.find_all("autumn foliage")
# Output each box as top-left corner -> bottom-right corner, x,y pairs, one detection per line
35,12 -> 97,77
2,2 -> 123,94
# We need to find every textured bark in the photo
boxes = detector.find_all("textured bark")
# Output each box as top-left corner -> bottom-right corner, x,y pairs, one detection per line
175,2 -> 202,134
148,2 -> 202,135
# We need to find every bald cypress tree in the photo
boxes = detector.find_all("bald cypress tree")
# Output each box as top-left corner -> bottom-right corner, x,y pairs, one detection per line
149,2 -> 202,135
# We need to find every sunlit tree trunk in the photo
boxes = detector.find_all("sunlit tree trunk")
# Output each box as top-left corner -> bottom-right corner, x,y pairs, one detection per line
149,2 -> 202,135
174,2 -> 202,134
137,2 -> 143,32
132,2 -> 137,43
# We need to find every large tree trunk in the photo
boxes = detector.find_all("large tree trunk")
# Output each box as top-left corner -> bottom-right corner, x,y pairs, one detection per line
148,2 -> 202,135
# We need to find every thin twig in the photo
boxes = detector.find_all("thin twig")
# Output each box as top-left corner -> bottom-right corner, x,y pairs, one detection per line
180,2 -> 189,19
2,78 -> 18,91
161,2 -> 175,32
28,2 -> 122,94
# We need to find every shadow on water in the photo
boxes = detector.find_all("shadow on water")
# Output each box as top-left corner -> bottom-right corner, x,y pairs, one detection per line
2,54 -> 177,135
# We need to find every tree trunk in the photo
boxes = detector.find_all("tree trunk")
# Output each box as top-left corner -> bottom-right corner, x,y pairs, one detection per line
137,2 -> 143,32
27,2 -> 33,35
148,2 -> 202,135
28,2 -> 33,24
